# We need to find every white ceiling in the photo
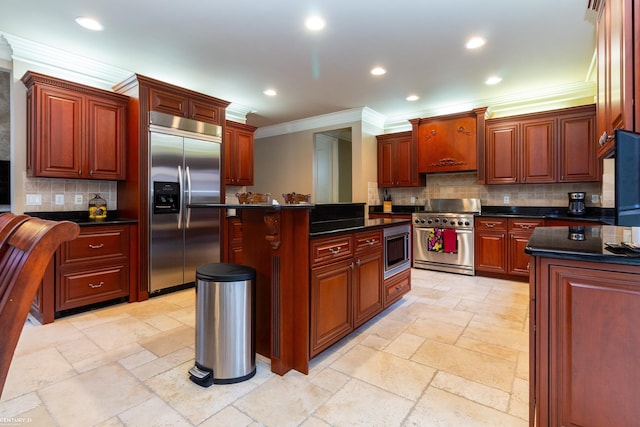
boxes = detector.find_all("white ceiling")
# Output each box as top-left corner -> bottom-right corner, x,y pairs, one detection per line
0,0 -> 598,128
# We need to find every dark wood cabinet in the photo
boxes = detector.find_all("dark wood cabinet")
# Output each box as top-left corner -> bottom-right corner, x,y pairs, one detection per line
475,217 -> 542,278
225,121 -> 256,186
530,256 -> 640,426
149,86 -> 223,125
22,71 -> 127,180
223,215 -> 243,264
30,223 -> 133,324
376,131 -> 424,188
594,0 -> 634,158
383,268 -> 411,307
310,229 -> 387,356
411,108 -> 486,174
484,105 -> 599,184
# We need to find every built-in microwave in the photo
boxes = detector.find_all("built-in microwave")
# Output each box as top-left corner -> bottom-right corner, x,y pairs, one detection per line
383,223 -> 411,279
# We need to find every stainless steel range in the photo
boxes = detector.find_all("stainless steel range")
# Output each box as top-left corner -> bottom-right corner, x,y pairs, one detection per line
412,198 -> 481,275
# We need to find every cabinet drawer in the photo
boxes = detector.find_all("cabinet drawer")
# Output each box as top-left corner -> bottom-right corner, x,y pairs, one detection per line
475,217 -> 508,231
56,264 -> 129,311
354,230 -> 382,253
384,269 -> 411,307
509,218 -> 544,232
310,235 -> 353,267
60,225 -> 129,266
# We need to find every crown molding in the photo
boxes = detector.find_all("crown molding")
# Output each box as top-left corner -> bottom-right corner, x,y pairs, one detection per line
0,32 -> 131,89
226,103 -> 255,124
254,106 -> 387,139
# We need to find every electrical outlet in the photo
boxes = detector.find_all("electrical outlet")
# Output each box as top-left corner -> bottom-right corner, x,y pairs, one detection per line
591,194 -> 600,203
26,194 -> 42,205
55,194 -> 64,205
410,196 -> 416,204
503,195 -> 510,204
75,194 -> 83,205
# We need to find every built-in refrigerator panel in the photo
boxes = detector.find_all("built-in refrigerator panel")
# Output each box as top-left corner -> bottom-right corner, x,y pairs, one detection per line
148,112 -> 222,294
183,136 -> 221,285
150,131 -> 185,292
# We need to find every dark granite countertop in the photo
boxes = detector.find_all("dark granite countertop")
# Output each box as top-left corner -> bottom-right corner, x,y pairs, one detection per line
525,225 -> 640,266
310,218 -> 411,238
480,205 -> 615,224
25,211 -> 138,226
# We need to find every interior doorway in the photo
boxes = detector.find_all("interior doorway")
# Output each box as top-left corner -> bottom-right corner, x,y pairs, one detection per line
313,128 -> 352,203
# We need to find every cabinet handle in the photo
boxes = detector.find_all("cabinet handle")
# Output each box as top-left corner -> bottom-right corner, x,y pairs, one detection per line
486,223 -> 496,228
89,170 -> 93,176
88,243 -> 104,249
329,246 -> 341,255
519,224 -> 531,229
356,258 -> 361,266
395,285 -> 403,290
89,281 -> 104,289
366,239 -> 377,245
78,169 -> 82,175
599,131 -> 614,146
349,262 -> 354,270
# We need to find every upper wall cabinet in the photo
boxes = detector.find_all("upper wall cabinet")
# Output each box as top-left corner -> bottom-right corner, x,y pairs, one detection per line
376,131 -> 424,188
410,108 -> 487,174
225,121 -> 257,186
149,85 -> 224,125
22,71 -> 128,180
594,0 -> 635,158
483,105 -> 599,184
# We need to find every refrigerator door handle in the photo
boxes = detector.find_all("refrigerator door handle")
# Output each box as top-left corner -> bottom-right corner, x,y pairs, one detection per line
186,166 -> 192,229
177,165 -> 183,230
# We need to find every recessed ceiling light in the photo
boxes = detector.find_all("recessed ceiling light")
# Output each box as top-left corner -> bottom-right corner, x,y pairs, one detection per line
485,76 -> 502,85
263,89 -> 277,96
75,16 -> 104,31
305,16 -> 326,31
406,95 -> 419,101
370,67 -> 386,76
465,37 -> 486,49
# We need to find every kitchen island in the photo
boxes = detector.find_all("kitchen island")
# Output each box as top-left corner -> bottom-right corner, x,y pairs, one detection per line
525,226 -> 640,427
227,203 -> 411,376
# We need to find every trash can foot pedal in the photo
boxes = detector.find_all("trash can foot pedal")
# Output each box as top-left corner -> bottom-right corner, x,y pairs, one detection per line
189,364 -> 214,387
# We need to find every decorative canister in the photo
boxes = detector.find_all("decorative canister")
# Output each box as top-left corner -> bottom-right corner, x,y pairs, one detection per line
88,193 -> 107,221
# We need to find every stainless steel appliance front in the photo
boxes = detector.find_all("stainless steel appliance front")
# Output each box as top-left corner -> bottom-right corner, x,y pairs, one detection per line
384,223 -> 411,279
149,111 -> 222,294
412,198 -> 480,276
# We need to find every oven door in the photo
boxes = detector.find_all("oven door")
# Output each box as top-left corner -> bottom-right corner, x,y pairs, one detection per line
413,227 -> 474,275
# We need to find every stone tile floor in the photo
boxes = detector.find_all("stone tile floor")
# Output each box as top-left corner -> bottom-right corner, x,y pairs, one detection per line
0,269 -> 529,426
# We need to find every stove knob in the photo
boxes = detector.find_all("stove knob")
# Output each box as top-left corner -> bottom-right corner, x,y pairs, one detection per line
427,219 -> 432,224
464,221 -> 470,226
420,219 -> 426,224
442,218 -> 448,223
458,221 -> 463,226
414,219 -> 420,224
434,218 -> 439,223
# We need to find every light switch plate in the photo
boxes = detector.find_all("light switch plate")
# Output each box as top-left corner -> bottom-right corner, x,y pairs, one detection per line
26,194 -> 42,205
75,194 -> 83,205
55,194 -> 64,205
503,195 -> 510,204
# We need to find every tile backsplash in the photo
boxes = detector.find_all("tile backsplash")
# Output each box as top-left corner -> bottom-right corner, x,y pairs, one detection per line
371,172 -> 605,208
23,175 -> 117,212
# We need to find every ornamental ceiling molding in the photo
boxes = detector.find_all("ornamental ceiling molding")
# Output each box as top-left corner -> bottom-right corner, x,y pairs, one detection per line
254,106 -> 386,140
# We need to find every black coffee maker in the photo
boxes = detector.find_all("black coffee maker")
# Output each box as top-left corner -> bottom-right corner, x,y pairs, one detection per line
568,192 -> 586,216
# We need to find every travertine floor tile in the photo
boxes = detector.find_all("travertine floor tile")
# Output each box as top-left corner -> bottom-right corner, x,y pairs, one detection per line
117,396 -> 190,426
39,363 -> 152,426
315,378 -> 414,427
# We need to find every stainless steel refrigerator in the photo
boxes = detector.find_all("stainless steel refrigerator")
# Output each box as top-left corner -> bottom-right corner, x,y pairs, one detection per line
149,111 -> 222,294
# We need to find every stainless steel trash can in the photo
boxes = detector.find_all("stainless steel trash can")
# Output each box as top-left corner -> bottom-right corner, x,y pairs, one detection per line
189,263 -> 256,386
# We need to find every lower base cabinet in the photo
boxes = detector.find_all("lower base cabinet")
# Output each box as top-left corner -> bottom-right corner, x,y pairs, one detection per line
30,223 -> 132,324
531,256 -> 640,426
310,228 -> 408,357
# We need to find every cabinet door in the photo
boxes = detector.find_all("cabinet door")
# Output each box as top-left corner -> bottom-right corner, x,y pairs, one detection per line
393,135 -> 414,186
190,99 -> 222,124
475,231 -> 506,273
86,96 -> 126,180
520,118 -> 556,183
353,249 -> 383,327
377,139 -> 395,187
384,268 -> 411,307
485,123 -> 518,184
33,85 -> 83,178
310,260 -> 353,356
149,86 -> 188,117
418,117 -> 477,173
558,108 -> 599,182
233,128 -> 254,186
548,264 -> 640,427
508,233 -> 532,276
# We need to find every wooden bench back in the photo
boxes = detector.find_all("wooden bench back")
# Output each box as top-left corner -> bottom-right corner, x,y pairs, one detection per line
0,215 -> 80,397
